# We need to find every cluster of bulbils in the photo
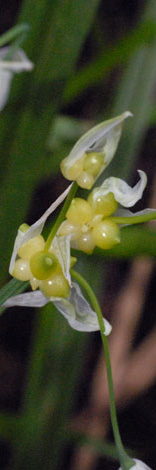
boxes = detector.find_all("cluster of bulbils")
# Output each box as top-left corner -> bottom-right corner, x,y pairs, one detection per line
59,191 -> 119,254
61,149 -> 104,189
12,189 -> 120,296
12,190 -> 120,295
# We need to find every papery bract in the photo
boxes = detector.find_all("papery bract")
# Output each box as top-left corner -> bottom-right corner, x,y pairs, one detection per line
90,170 -> 147,208
0,47 -> 34,111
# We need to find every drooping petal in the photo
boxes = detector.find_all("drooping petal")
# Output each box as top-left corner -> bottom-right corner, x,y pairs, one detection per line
53,282 -> 112,334
3,283 -> 112,334
91,170 -> 147,208
61,111 -> 132,185
118,458 -> 152,470
0,47 -> 33,112
9,184 -> 73,275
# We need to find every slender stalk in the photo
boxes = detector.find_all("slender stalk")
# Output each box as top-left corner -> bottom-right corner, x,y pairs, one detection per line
44,182 -> 78,251
112,211 -> 156,225
71,269 -> 134,470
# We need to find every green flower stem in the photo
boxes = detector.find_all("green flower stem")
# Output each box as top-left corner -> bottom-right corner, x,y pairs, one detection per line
44,182 -> 78,252
0,23 -> 29,48
71,269 -> 134,470
112,211 -> 156,225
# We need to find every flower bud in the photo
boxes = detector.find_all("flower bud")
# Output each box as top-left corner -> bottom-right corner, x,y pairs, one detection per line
76,171 -> 94,189
59,220 -> 81,240
92,219 -> 120,250
60,155 -> 84,180
12,259 -> 31,281
66,198 -> 92,226
41,274 -> 70,298
78,232 -> 95,254
83,152 -> 103,176
18,235 -> 45,260
30,251 -> 58,280
88,191 -> 118,216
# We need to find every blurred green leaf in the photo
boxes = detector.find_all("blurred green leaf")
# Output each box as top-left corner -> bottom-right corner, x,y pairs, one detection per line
11,302 -> 86,469
107,0 -> 156,179
47,115 -> 91,150
64,18 -> 156,103
36,0 -> 101,82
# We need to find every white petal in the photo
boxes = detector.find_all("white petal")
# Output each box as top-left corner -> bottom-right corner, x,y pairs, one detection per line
9,183 -> 73,274
3,283 -> 112,336
3,290 -> 48,308
3,282 -> 112,334
53,282 -> 112,334
0,47 -> 33,72
119,458 -> 152,470
52,235 -> 71,285
92,170 -> 147,208
63,111 -> 132,179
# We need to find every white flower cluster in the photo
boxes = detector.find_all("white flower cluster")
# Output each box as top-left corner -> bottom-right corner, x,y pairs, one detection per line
3,111 -> 154,335
4,184 -> 111,334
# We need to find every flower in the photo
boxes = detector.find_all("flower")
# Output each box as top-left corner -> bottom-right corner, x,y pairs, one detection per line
0,47 -> 34,111
119,458 -> 152,469
59,170 -> 150,253
3,185 -> 111,335
9,184 -> 73,276
60,111 -> 132,189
